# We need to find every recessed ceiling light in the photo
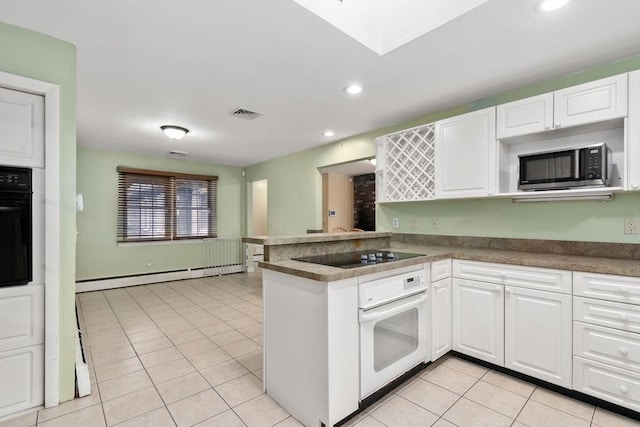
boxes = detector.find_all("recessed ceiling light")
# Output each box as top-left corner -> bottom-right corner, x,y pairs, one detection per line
536,0 -> 571,12
344,84 -> 363,95
323,130 -> 335,137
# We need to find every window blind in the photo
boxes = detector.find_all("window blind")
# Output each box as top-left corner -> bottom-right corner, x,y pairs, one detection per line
117,167 -> 218,242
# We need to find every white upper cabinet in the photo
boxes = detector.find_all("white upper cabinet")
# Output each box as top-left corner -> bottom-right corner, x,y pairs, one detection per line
497,74 -> 628,140
435,107 -> 496,199
554,74 -> 628,129
497,93 -> 553,139
0,88 -> 45,168
628,70 -> 640,191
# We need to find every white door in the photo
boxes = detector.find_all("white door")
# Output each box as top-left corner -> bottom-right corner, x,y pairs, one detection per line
430,278 -> 452,361
0,88 -> 44,168
496,93 -> 553,139
452,278 -> 504,366
505,286 -> 572,387
435,107 -> 496,198
554,74 -> 627,129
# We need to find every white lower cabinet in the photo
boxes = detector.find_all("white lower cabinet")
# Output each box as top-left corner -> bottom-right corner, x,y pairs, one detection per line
504,286 -> 572,387
572,271 -> 640,412
0,344 -> 44,417
452,278 -> 504,366
573,356 -> 640,412
430,277 -> 452,361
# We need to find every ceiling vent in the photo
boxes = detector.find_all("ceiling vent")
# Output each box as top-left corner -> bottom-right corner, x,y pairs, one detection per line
231,108 -> 262,120
169,149 -> 189,156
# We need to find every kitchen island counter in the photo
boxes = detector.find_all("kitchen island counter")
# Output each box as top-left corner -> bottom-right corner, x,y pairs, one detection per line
258,241 -> 640,281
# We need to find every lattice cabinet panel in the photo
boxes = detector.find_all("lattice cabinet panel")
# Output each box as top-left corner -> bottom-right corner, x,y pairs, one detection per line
376,123 -> 435,202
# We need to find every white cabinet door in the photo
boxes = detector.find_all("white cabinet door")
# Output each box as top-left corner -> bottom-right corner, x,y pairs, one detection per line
452,278 -> 504,366
505,286 -> 572,387
497,93 -> 553,139
554,74 -> 628,129
627,70 -> 640,191
430,277 -> 451,361
0,88 -> 45,168
435,107 -> 496,199
0,344 -> 44,417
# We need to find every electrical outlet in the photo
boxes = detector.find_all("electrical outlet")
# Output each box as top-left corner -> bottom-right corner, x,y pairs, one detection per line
624,218 -> 639,235
410,218 -> 417,229
431,218 -> 439,230
146,260 -> 152,267
392,217 -> 399,228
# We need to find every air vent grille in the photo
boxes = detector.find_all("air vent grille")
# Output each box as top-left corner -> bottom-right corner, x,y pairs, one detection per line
169,149 -> 189,156
231,108 -> 262,120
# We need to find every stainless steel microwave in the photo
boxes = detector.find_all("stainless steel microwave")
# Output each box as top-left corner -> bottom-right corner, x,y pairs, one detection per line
518,143 -> 612,191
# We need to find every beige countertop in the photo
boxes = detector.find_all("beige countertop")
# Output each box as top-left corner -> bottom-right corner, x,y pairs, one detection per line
258,242 -> 640,282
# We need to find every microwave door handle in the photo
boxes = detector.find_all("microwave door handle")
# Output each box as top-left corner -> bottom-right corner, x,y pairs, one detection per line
575,149 -> 581,180
360,293 -> 428,323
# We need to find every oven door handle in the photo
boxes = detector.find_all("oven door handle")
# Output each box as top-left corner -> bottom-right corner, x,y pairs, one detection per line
360,292 -> 428,323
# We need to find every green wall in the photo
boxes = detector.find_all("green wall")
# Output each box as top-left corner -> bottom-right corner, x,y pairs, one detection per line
0,22 -> 77,401
246,56 -> 640,244
76,147 -> 244,280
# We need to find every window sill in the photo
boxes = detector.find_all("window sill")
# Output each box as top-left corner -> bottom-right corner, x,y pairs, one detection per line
117,239 -> 208,247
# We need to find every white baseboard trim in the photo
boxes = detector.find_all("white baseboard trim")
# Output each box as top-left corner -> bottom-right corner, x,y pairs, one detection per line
75,265 -> 245,293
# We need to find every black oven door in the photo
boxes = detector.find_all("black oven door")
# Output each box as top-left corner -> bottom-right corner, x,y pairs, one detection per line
0,193 -> 32,286
518,149 -> 577,190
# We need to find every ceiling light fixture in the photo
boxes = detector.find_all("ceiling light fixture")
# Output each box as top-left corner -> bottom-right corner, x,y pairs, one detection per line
160,125 -> 189,140
344,84 -> 363,95
323,130 -> 335,137
536,0 -> 571,12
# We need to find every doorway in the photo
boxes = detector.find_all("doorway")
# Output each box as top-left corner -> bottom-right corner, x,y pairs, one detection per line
319,158 -> 376,232
247,179 -> 267,270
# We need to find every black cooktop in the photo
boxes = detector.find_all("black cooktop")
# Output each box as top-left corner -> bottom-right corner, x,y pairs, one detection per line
292,250 -> 424,269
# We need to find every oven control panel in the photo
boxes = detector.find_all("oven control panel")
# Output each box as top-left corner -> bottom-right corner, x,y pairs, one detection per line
359,270 -> 427,309
0,166 -> 32,191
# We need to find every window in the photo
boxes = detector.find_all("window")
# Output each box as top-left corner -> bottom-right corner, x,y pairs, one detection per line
117,167 -> 218,242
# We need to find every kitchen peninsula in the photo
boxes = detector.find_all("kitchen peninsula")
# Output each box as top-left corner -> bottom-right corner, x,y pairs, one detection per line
245,232 -> 640,426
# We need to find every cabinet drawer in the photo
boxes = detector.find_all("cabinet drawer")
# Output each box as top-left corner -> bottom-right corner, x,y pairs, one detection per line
431,259 -> 452,282
573,356 -> 640,412
574,322 -> 640,373
574,297 -> 640,334
452,260 -> 571,294
574,272 -> 640,305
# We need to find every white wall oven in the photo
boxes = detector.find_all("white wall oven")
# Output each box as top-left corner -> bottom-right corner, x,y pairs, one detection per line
359,267 -> 430,399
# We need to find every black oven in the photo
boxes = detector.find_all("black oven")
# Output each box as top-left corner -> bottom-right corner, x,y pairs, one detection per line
0,166 -> 32,287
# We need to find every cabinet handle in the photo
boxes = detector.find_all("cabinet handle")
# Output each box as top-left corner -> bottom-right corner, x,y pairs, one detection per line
619,347 -> 629,356
633,183 -> 640,189
434,284 -> 440,289
619,385 -> 628,394
620,287 -> 629,294
505,288 -> 512,295
619,313 -> 629,322
544,124 -> 551,130
555,122 -> 562,127
496,285 -> 502,292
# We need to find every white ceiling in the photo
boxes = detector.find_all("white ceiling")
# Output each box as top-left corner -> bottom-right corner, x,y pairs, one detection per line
1,0 -> 639,167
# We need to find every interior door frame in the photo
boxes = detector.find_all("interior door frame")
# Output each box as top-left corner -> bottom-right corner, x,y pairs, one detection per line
0,71 -> 61,407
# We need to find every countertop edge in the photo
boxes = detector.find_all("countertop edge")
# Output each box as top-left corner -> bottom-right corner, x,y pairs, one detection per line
258,244 -> 640,281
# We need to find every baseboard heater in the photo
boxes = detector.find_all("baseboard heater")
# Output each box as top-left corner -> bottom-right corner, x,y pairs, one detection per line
76,237 -> 245,293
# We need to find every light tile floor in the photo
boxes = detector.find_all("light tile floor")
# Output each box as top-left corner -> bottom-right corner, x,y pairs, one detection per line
1,269 -> 639,427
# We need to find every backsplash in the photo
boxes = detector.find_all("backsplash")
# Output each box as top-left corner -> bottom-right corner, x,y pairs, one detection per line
392,233 -> 640,260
